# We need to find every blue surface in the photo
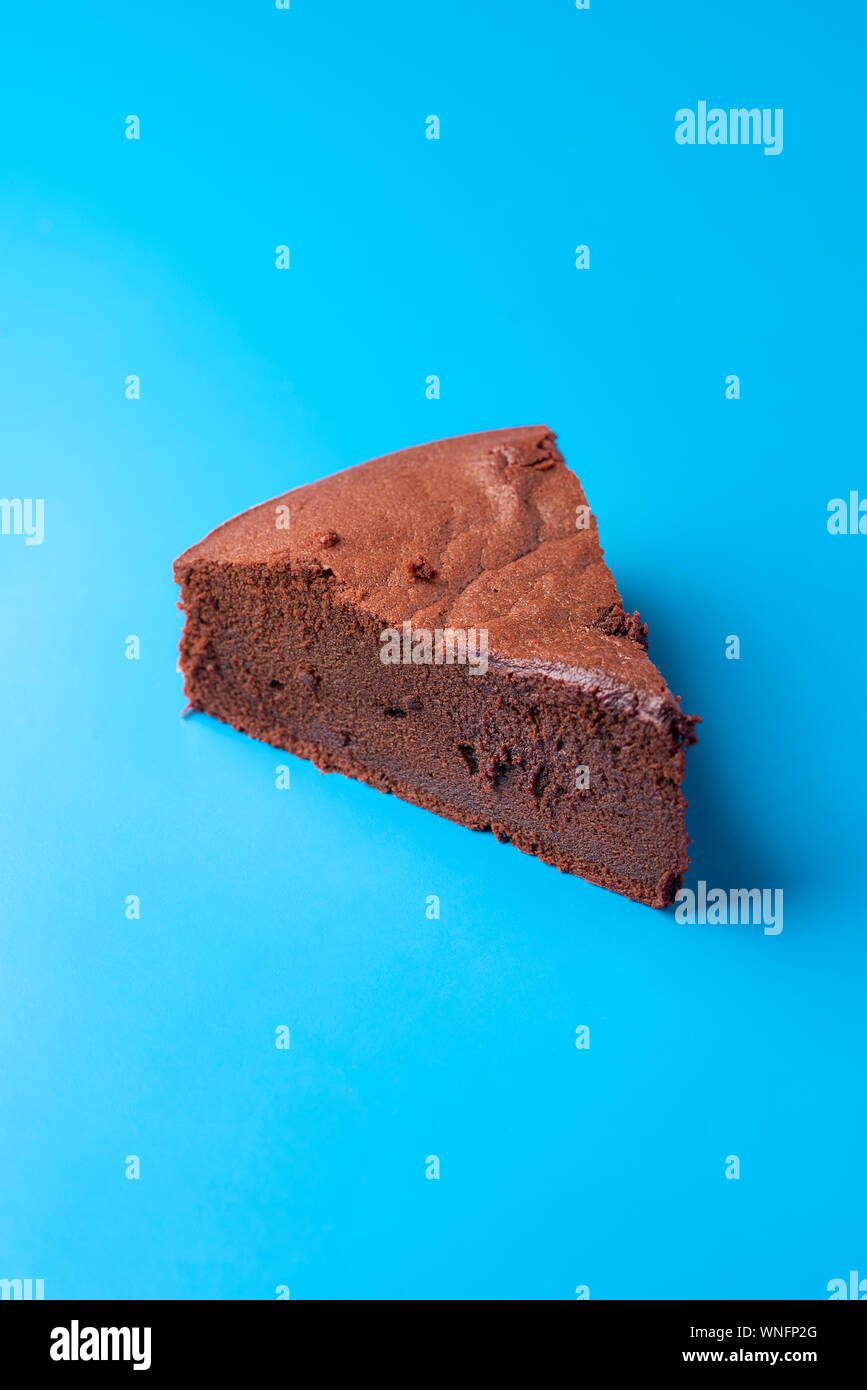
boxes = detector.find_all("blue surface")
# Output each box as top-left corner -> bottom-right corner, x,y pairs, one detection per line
1,1 -> 865,1300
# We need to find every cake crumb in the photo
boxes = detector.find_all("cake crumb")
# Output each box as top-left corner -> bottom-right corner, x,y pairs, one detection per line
594,605 -> 649,648
406,555 -> 439,582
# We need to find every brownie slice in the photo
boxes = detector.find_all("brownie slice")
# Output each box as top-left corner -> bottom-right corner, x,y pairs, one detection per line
174,426 -> 697,907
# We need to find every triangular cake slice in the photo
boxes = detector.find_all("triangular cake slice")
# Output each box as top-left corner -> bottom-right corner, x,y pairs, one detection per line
174,426 -> 697,906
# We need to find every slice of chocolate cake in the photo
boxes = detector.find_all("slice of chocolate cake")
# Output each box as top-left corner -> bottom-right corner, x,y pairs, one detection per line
174,426 -> 697,907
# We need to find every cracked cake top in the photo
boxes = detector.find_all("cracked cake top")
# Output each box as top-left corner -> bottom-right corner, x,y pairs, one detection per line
174,425 -> 695,733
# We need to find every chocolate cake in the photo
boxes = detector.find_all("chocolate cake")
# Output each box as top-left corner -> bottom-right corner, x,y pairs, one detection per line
174,426 -> 697,906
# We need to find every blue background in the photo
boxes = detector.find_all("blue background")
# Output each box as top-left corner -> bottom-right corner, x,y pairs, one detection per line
1,0 -> 865,1300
